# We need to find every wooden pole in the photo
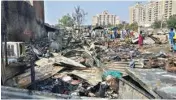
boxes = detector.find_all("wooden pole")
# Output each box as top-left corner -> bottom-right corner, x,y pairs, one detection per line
30,39 -> 36,90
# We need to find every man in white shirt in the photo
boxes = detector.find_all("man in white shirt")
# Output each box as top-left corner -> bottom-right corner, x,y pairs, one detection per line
91,30 -> 96,38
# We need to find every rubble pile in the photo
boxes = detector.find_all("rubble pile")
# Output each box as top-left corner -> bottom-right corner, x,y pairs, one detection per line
139,50 -> 176,73
20,36 -> 51,65
13,28 -> 176,99
19,56 -> 120,98
13,30 -> 122,98
98,44 -> 141,62
132,33 -> 168,45
165,57 -> 176,72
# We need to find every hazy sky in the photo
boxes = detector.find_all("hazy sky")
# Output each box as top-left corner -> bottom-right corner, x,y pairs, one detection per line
44,1 -> 139,25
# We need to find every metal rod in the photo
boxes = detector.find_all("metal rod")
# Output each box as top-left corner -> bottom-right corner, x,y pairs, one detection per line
4,32 -> 8,66
1,36 -> 6,85
30,39 -> 36,90
1,1 -> 8,85
30,61 -> 35,89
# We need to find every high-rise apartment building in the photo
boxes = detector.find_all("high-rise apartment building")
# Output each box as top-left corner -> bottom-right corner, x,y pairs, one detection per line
129,0 -> 176,26
92,11 -> 120,26
129,2 -> 145,25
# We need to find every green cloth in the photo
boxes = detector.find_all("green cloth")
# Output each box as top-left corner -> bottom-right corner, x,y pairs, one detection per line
102,70 -> 123,80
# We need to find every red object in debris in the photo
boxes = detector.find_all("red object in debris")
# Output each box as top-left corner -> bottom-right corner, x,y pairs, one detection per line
71,80 -> 80,85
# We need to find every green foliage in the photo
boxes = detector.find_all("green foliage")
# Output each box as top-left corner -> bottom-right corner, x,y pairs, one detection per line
152,20 -> 163,29
129,22 -> 138,31
107,24 -> 114,28
167,14 -> 176,29
152,20 -> 167,29
58,14 -> 74,27
117,24 -> 124,30
114,22 -> 138,31
125,23 -> 130,29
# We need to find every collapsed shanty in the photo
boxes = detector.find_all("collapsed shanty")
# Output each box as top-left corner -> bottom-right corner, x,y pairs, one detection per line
1,1 -> 176,99
2,25 -> 176,99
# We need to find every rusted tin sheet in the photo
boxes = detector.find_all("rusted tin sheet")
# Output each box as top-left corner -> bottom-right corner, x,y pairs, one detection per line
119,76 -> 154,99
17,65 -> 64,88
126,68 -> 176,99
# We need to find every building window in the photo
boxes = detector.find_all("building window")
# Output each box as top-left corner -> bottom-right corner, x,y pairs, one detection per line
170,1 -> 172,4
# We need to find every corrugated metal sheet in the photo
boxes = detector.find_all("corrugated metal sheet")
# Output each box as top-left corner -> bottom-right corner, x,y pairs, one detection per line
119,76 -> 154,99
126,68 -> 176,99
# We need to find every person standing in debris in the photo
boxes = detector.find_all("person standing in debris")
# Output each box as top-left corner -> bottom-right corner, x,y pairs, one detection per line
101,31 -> 104,37
168,28 -> 175,50
173,34 -> 176,53
122,29 -> 127,39
114,29 -> 117,39
138,31 -> 144,50
110,30 -> 114,39
118,30 -> 121,38
91,30 -> 96,39
120,30 -> 123,40
130,30 -> 134,38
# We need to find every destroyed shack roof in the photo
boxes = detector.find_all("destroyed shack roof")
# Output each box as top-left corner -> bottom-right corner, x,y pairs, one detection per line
44,23 -> 59,32
93,26 -> 104,30
110,27 -> 118,30
126,68 -> 176,99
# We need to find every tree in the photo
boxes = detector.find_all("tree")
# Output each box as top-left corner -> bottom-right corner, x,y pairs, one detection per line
58,14 -> 74,27
106,23 -> 112,28
167,14 -> 176,29
72,6 -> 87,27
152,20 -> 166,29
129,22 -> 138,31
117,24 -> 124,30
125,23 -> 130,29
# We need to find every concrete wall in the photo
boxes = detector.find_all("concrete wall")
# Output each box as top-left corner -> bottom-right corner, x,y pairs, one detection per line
33,1 -> 45,23
1,1 -> 46,42
119,79 -> 150,99
33,1 -> 46,39
1,1 -> 46,85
